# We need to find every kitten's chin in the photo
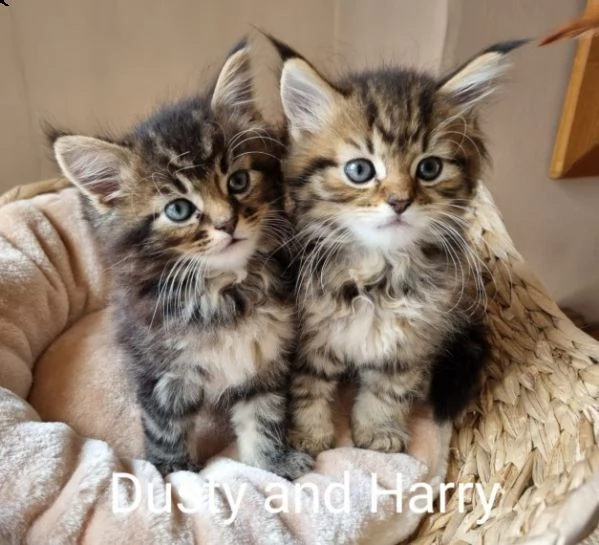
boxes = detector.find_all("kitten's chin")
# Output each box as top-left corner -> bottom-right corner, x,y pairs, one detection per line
349,221 -> 422,253
202,237 -> 257,272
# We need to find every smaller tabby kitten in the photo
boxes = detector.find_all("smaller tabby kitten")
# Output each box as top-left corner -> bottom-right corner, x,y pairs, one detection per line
266,35 -> 526,457
52,42 -> 313,479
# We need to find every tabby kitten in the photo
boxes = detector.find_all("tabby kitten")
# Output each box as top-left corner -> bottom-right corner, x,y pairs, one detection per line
267,36 -> 526,457
52,42 -> 312,479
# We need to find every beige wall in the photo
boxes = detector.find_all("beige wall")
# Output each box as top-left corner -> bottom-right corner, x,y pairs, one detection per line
1,0 -> 336,188
441,0 -> 599,321
0,11 -> 40,188
2,1 -> 598,320
333,0 -> 447,72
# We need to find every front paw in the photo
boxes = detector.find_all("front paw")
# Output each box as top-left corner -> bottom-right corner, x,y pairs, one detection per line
352,425 -> 408,453
289,427 -> 335,458
154,459 -> 203,476
267,450 -> 315,480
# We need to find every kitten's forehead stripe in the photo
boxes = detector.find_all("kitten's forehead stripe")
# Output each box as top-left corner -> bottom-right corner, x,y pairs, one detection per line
131,98 -> 225,185
365,136 -> 374,155
348,71 -> 441,154
366,101 -> 378,129
401,87 -> 414,146
171,177 -> 188,194
219,153 -> 229,174
375,122 -> 395,146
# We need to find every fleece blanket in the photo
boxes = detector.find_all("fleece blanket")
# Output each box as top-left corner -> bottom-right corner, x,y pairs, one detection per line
0,186 -> 452,545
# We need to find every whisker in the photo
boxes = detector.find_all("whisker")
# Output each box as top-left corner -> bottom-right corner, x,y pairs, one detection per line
233,150 -> 281,163
229,135 -> 284,154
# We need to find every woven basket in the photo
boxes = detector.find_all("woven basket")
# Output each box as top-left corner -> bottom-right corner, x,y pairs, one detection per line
2,179 -> 598,545
411,185 -> 599,545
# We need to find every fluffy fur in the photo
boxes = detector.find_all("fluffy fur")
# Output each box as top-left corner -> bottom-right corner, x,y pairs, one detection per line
52,42 -> 312,478
266,35 -> 525,456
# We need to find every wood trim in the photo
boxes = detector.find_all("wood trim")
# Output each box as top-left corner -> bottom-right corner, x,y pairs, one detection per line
550,0 -> 599,178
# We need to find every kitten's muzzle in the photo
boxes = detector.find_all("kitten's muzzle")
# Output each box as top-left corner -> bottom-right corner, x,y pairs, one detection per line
387,195 -> 413,215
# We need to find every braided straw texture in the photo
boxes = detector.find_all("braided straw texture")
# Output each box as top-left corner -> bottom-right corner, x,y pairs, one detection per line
412,184 -> 599,544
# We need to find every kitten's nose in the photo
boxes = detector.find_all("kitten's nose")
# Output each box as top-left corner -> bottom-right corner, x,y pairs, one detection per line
387,195 -> 413,215
214,217 -> 238,236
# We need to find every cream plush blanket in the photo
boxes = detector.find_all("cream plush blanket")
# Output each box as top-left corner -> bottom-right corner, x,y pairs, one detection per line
0,186 -> 452,545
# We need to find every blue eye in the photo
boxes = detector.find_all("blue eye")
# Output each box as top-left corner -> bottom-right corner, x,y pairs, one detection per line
344,159 -> 376,184
416,156 -> 443,182
227,170 -> 250,194
164,199 -> 195,222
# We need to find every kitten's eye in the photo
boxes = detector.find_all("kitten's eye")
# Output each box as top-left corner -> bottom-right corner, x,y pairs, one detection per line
416,157 -> 443,182
164,199 -> 196,222
344,159 -> 376,184
227,170 -> 250,194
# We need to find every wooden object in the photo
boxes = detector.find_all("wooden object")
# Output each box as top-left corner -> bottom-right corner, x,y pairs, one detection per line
549,0 -> 599,178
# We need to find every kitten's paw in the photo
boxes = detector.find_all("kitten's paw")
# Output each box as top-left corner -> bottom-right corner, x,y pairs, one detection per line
154,459 -> 203,476
289,429 -> 335,458
267,450 -> 315,480
352,426 -> 408,453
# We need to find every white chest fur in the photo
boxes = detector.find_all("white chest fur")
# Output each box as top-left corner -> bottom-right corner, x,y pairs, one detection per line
167,304 -> 294,401
303,292 -> 444,366
301,254 -> 454,367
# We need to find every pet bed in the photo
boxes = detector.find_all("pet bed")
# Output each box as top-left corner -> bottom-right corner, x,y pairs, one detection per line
0,178 -> 597,545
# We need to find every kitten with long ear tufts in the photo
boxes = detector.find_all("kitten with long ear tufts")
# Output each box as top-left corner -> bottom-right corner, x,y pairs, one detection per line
264,34 -> 526,458
52,40 -> 313,480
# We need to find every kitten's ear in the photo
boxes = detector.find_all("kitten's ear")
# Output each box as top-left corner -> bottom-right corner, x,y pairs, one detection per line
437,39 -> 529,108
53,135 -> 132,206
281,59 -> 342,136
263,32 -> 343,136
211,41 -> 253,111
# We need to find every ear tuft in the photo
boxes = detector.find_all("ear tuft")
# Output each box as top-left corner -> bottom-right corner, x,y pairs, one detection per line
53,135 -> 131,205
211,42 -> 253,111
484,39 -> 531,55
42,121 -> 70,146
257,29 -> 303,62
437,39 -> 530,108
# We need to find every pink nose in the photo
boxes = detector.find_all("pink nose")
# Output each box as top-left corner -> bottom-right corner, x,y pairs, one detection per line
387,195 -> 413,215
214,217 -> 237,236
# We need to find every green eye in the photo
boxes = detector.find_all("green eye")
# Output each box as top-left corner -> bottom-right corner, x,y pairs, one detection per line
344,159 -> 376,184
416,156 -> 443,182
227,170 -> 250,194
164,199 -> 195,222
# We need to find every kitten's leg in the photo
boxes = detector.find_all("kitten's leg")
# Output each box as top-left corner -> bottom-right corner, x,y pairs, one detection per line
231,390 -> 313,480
288,352 -> 343,457
137,374 -> 204,475
142,413 -> 199,475
351,367 -> 423,453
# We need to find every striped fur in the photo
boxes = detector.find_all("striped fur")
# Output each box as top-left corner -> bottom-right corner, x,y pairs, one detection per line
53,43 -> 312,478
266,37 -> 525,456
